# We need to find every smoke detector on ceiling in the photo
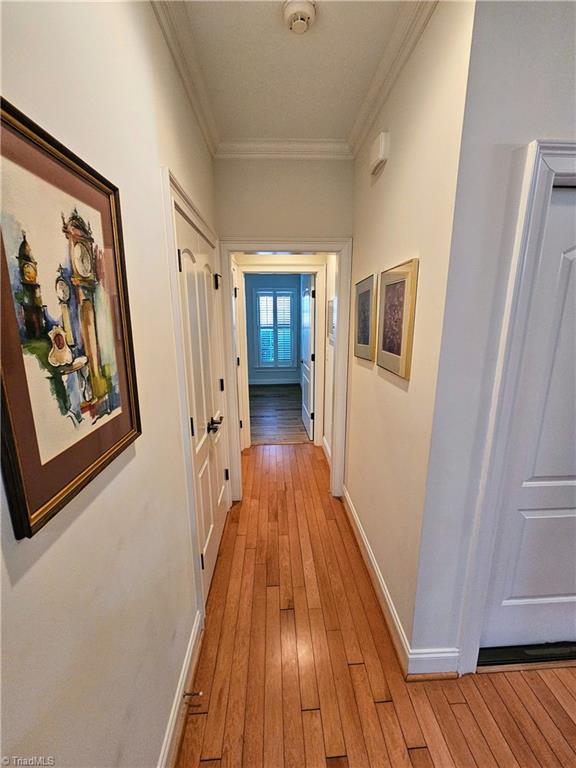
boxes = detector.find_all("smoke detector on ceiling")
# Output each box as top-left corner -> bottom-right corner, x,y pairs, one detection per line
283,1 -> 316,34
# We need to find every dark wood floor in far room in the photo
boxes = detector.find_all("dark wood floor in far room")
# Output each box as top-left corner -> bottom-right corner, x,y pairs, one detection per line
249,384 -> 311,445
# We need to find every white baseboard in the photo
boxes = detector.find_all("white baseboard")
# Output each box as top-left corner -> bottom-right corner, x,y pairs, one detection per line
322,436 -> 332,465
157,610 -> 203,768
341,485 -> 411,672
248,377 -> 300,385
341,485 -> 460,676
407,646 -> 460,675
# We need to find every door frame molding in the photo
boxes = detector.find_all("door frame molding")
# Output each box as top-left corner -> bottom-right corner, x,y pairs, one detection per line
230,260 -> 252,451
160,167 -> 220,617
238,262 -> 326,450
220,237 -> 352,499
458,141 -> 576,674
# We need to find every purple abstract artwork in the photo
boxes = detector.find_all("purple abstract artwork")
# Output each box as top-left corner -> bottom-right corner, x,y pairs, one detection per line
382,280 -> 405,356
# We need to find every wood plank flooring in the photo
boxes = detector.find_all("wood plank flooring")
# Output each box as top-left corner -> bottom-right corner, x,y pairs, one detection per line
177,444 -> 576,768
249,385 -> 311,445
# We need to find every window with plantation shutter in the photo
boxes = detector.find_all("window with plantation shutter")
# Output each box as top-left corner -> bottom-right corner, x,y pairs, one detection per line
256,289 -> 296,368
257,293 -> 274,364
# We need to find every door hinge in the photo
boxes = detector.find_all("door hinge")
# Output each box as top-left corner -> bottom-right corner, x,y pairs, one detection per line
311,412 -> 315,420
200,553 -> 204,570
214,273 -> 222,290
234,286 -> 238,298
225,468 -> 230,481
236,357 -> 240,367
190,417 -> 195,437
311,289 -> 316,299
219,378 -> 225,391
311,353 -> 315,362
177,248 -> 182,273
239,419 -> 243,429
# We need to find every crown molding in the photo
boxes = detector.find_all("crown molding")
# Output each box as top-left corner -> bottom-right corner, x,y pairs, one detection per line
220,236 -> 353,249
152,1 -> 220,154
215,139 -> 354,161
347,0 -> 438,156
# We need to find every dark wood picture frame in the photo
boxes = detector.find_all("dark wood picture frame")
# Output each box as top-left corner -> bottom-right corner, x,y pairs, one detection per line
1,99 -> 141,538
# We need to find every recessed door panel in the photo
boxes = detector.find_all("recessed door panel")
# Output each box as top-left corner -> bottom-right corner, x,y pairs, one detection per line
198,456 -> 214,565
510,510 -> 576,600
532,258 -> 575,479
186,269 -> 208,449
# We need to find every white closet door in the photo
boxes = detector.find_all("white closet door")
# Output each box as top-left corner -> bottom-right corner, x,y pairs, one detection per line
482,186 -> 576,647
175,209 -> 228,601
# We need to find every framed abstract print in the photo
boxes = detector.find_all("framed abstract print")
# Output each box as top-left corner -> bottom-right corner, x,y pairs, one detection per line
354,274 -> 376,360
1,100 -> 141,539
377,259 -> 419,379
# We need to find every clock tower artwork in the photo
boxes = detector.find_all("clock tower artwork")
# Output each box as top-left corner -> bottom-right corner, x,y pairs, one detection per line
61,209 -> 108,403
16,231 -> 46,339
8,208 -> 121,429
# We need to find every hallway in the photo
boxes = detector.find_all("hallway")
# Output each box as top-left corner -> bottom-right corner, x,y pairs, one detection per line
2,3 -> 575,765
177,445 -> 576,768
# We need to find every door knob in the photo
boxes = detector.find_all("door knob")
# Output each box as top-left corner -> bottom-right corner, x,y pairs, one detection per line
207,415 -> 224,433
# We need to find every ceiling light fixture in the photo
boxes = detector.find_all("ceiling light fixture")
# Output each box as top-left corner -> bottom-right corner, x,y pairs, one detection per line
283,1 -> 316,35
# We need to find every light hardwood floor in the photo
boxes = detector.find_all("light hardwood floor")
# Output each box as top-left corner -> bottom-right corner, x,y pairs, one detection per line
177,444 -> 576,768
249,385 -> 311,445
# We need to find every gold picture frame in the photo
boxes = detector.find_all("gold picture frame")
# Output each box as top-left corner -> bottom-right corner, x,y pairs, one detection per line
354,274 -> 377,360
377,259 -> 419,379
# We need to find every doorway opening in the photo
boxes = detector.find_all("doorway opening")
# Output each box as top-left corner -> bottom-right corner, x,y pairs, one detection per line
221,241 -> 352,500
245,272 -> 315,445
235,260 -> 326,448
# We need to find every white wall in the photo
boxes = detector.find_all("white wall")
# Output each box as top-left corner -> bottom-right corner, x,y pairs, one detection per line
215,158 -> 353,238
344,1 -> 475,645
412,0 -> 576,659
323,253 -> 338,460
1,2 -> 214,765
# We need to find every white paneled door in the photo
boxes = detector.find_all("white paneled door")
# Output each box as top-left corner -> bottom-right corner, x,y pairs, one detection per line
300,274 -> 315,440
482,186 -> 576,647
175,209 -> 228,601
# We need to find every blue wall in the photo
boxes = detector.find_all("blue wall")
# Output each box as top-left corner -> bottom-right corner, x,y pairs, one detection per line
245,273 -> 301,385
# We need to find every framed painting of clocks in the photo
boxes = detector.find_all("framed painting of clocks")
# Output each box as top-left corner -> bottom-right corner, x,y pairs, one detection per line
1,99 -> 141,539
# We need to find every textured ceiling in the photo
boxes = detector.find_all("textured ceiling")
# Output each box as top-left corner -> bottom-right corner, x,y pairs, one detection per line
183,1 -> 403,141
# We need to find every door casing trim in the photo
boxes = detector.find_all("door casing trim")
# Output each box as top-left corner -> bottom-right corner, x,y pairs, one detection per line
220,238 -> 352,499
237,262 -> 327,450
